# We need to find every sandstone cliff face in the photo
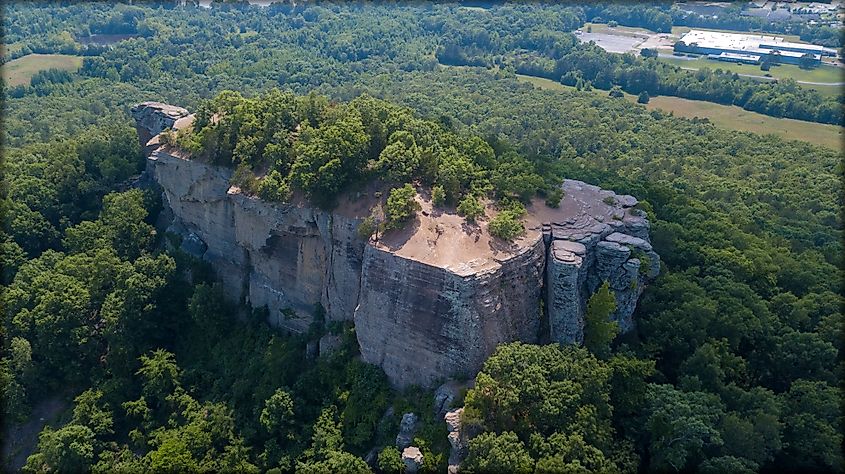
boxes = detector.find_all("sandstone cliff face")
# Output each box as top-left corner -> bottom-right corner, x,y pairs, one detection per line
131,102 -> 189,154
148,150 -> 364,331
355,238 -> 545,387
541,180 -> 660,344
133,103 -> 659,388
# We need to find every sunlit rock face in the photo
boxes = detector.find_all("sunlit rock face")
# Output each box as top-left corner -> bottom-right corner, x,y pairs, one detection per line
131,102 -> 189,154
542,180 -> 660,345
133,102 -> 659,388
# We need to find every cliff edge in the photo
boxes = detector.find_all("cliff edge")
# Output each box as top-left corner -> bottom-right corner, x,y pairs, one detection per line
132,102 -> 659,387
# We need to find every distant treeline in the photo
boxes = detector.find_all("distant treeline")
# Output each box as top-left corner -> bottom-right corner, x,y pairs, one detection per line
435,21 -> 842,125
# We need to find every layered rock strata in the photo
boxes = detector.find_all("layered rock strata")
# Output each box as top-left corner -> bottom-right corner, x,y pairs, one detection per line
131,102 -> 190,154
133,103 -> 659,388
542,180 -> 660,344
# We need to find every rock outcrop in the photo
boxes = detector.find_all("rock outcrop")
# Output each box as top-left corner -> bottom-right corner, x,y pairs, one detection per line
402,447 -> 424,474
131,102 -> 189,154
541,181 -> 660,343
132,102 -> 659,388
395,413 -> 419,450
444,407 -> 475,474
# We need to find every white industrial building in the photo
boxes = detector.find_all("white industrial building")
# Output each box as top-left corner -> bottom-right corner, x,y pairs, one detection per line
674,29 -> 837,65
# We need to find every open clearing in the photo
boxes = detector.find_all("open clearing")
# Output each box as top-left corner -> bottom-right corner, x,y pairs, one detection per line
577,22 -> 675,54
578,23 -> 843,94
658,55 -> 844,96
1,54 -> 83,87
516,73 -> 843,150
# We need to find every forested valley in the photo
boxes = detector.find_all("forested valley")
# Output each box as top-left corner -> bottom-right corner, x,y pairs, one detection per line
2,2 -> 842,473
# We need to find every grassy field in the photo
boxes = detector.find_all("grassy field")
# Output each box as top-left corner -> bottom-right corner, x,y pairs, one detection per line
516,73 -> 843,150
1,54 -> 83,87
581,22 -> 653,38
658,55 -> 844,83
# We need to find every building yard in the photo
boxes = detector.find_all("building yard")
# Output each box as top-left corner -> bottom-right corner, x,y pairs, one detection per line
674,29 -> 836,64
1,54 -> 83,87
516,73 -> 843,150
576,23 -> 843,95
576,23 -> 675,54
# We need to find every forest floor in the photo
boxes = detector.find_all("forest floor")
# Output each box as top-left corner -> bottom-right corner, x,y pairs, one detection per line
1,396 -> 69,472
515,73 -> 843,150
1,53 -> 83,87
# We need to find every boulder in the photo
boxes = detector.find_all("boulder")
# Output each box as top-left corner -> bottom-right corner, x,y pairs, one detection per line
318,333 -> 343,357
395,412 -> 419,449
444,408 -> 467,474
402,447 -> 424,474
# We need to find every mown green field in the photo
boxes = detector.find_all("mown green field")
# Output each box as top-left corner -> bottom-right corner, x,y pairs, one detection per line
658,56 -> 844,96
658,55 -> 844,82
516,73 -> 843,150
1,53 -> 83,87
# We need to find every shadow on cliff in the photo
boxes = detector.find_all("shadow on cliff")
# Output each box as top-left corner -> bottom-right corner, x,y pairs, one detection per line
377,216 -> 421,251
487,234 -> 520,255
461,220 -> 482,242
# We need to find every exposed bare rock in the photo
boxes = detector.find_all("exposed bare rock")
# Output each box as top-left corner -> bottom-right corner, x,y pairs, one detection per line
131,102 -> 189,153
539,180 -> 660,342
433,380 -> 472,417
354,237 -> 545,387
318,333 -> 343,357
133,103 -> 659,388
395,413 -> 419,449
444,408 -> 467,473
402,447 -> 424,474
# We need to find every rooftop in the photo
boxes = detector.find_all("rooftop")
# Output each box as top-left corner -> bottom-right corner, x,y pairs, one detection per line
679,29 -> 836,56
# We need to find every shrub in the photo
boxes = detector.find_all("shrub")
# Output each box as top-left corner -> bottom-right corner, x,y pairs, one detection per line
159,129 -> 177,147
257,170 -> 292,202
488,210 -> 524,240
385,184 -> 420,228
457,195 -> 485,222
498,198 -> 526,217
431,184 -> 446,207
545,188 -> 564,208
640,48 -> 658,58
637,91 -> 650,104
357,216 -> 377,240
230,163 -> 259,195
608,86 -> 625,98
378,447 -> 403,474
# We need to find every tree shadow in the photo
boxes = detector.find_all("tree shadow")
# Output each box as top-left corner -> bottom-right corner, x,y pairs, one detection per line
377,215 -> 421,251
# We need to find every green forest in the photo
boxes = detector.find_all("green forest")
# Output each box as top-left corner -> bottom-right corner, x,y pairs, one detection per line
2,2 -> 843,473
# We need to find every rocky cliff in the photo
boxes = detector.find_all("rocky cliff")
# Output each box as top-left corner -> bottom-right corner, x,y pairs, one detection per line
133,102 -> 659,388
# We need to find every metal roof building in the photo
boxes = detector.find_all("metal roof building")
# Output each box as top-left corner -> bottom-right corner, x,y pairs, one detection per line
675,29 -> 836,65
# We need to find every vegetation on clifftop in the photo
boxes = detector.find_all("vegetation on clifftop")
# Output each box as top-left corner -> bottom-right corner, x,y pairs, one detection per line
176,89 -> 564,234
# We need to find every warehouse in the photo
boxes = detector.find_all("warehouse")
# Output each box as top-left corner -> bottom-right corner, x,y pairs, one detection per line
674,29 -> 836,65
